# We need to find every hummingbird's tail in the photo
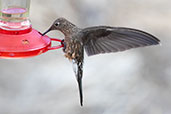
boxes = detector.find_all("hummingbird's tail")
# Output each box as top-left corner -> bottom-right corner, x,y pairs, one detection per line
77,76 -> 83,106
72,57 -> 84,106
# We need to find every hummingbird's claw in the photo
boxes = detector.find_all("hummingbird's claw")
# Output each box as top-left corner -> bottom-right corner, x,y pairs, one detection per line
61,39 -> 66,52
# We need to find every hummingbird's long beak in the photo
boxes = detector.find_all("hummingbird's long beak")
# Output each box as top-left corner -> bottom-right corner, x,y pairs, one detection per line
42,27 -> 52,36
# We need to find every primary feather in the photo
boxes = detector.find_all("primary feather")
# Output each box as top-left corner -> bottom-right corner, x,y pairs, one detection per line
81,26 -> 160,56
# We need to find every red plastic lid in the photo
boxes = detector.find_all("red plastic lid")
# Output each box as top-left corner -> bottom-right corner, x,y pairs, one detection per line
0,27 -> 64,58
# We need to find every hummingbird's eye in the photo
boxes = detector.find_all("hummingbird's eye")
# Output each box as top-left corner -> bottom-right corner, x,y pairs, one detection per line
55,22 -> 60,26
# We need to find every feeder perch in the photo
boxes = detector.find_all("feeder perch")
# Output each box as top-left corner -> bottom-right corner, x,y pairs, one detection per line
0,0 -> 63,58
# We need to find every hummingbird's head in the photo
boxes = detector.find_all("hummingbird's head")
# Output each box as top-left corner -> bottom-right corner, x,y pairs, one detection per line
42,17 -> 76,36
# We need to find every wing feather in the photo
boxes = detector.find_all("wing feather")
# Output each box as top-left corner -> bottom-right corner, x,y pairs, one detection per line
81,26 -> 160,56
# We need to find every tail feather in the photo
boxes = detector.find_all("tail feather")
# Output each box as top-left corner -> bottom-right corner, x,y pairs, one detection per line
77,78 -> 83,106
72,58 -> 84,106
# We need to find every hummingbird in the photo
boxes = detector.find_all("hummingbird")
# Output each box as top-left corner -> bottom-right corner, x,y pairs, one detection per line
42,17 -> 160,106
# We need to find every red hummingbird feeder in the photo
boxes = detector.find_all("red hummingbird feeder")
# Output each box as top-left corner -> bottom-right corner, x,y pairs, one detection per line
0,0 -> 63,58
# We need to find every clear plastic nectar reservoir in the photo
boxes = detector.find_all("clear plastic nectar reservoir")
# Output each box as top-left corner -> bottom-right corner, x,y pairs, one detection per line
0,0 -> 31,30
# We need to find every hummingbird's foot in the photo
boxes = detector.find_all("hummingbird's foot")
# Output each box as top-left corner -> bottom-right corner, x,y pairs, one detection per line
61,39 -> 66,52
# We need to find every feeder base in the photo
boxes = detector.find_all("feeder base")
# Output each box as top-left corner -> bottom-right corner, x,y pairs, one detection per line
0,28 -> 51,58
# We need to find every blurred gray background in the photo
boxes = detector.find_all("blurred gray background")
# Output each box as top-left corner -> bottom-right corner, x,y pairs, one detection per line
0,0 -> 171,114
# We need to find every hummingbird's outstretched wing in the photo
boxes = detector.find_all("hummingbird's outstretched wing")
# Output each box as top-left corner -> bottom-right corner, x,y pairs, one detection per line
81,26 -> 160,56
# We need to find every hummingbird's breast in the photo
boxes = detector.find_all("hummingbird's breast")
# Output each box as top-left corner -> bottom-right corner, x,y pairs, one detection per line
64,38 -> 83,61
